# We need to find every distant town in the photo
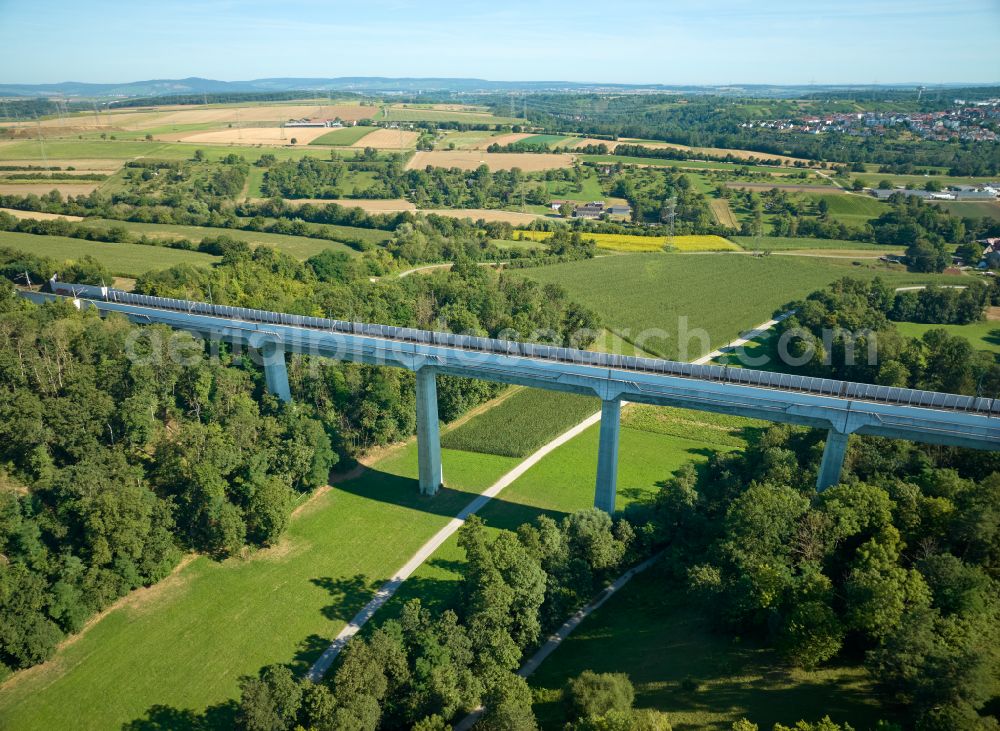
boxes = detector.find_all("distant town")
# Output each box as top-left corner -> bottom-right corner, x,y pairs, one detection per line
744,99 -> 1000,142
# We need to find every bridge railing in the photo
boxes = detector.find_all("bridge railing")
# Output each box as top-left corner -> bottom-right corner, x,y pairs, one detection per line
49,280 -> 999,417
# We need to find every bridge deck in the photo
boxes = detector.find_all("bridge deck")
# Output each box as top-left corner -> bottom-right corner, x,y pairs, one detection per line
44,281 -> 1000,419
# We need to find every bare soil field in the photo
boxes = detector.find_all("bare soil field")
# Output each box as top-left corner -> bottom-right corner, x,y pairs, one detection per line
349,129 -> 419,149
178,127 -> 333,146
0,182 -> 102,196
406,150 -> 573,172
419,208 -> 545,223
0,207 -> 84,221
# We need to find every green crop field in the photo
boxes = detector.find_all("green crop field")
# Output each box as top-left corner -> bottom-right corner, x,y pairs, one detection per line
732,236 -> 897,251
76,219 -> 361,259
0,445 -> 521,731
518,135 -> 577,148
441,388 -> 599,457
530,571 -> 883,730
0,231 -> 219,276
517,254 -> 960,360
309,127 -> 375,146
894,319 -> 1000,354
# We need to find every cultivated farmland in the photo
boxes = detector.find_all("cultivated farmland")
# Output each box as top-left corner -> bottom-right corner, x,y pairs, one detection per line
516,230 -> 740,252
441,388 -> 599,457
178,126 -> 333,146
349,128 -> 419,149
308,126 -> 376,146
406,150 -> 574,172
0,231 -> 219,276
517,253 -> 959,360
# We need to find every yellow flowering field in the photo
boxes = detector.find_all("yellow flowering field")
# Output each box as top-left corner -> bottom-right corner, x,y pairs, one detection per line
515,230 -> 741,252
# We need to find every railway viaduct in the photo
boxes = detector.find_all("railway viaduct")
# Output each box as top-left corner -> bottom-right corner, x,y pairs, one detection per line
25,282 -> 1000,512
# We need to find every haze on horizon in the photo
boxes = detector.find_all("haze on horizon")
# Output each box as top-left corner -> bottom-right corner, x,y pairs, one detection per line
1,0 -> 999,87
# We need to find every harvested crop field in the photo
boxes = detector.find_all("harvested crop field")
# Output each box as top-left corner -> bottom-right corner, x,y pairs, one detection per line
178,127 -> 333,146
15,104 -> 376,132
570,138 -> 619,150
349,129 -> 419,149
0,207 -> 84,221
420,208 -> 544,224
0,182 -> 102,196
406,150 -> 573,171
709,198 -> 738,228
478,133 -> 534,148
619,139 -> 812,165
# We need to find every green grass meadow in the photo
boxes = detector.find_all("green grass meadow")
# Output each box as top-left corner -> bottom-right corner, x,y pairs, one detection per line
894,319 -> 1000,355
0,231 -> 219,276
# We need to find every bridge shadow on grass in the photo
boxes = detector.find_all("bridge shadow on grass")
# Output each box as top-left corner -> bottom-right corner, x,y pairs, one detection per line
333,465 -> 580,531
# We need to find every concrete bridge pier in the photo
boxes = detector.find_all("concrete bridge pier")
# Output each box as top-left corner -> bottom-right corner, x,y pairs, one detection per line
255,339 -> 291,403
415,367 -> 443,496
594,398 -> 622,513
816,429 -> 850,491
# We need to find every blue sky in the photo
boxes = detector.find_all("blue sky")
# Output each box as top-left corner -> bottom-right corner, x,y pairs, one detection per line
1,0 -> 998,85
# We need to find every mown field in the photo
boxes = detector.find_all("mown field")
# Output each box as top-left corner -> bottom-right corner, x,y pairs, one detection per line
518,134 -> 578,148
804,192 -> 886,226
517,254 -> 961,360
441,388 -> 599,457
0,231 -> 219,276
308,126 -> 376,146
894,319 -> 1000,354
516,230 -> 740,252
